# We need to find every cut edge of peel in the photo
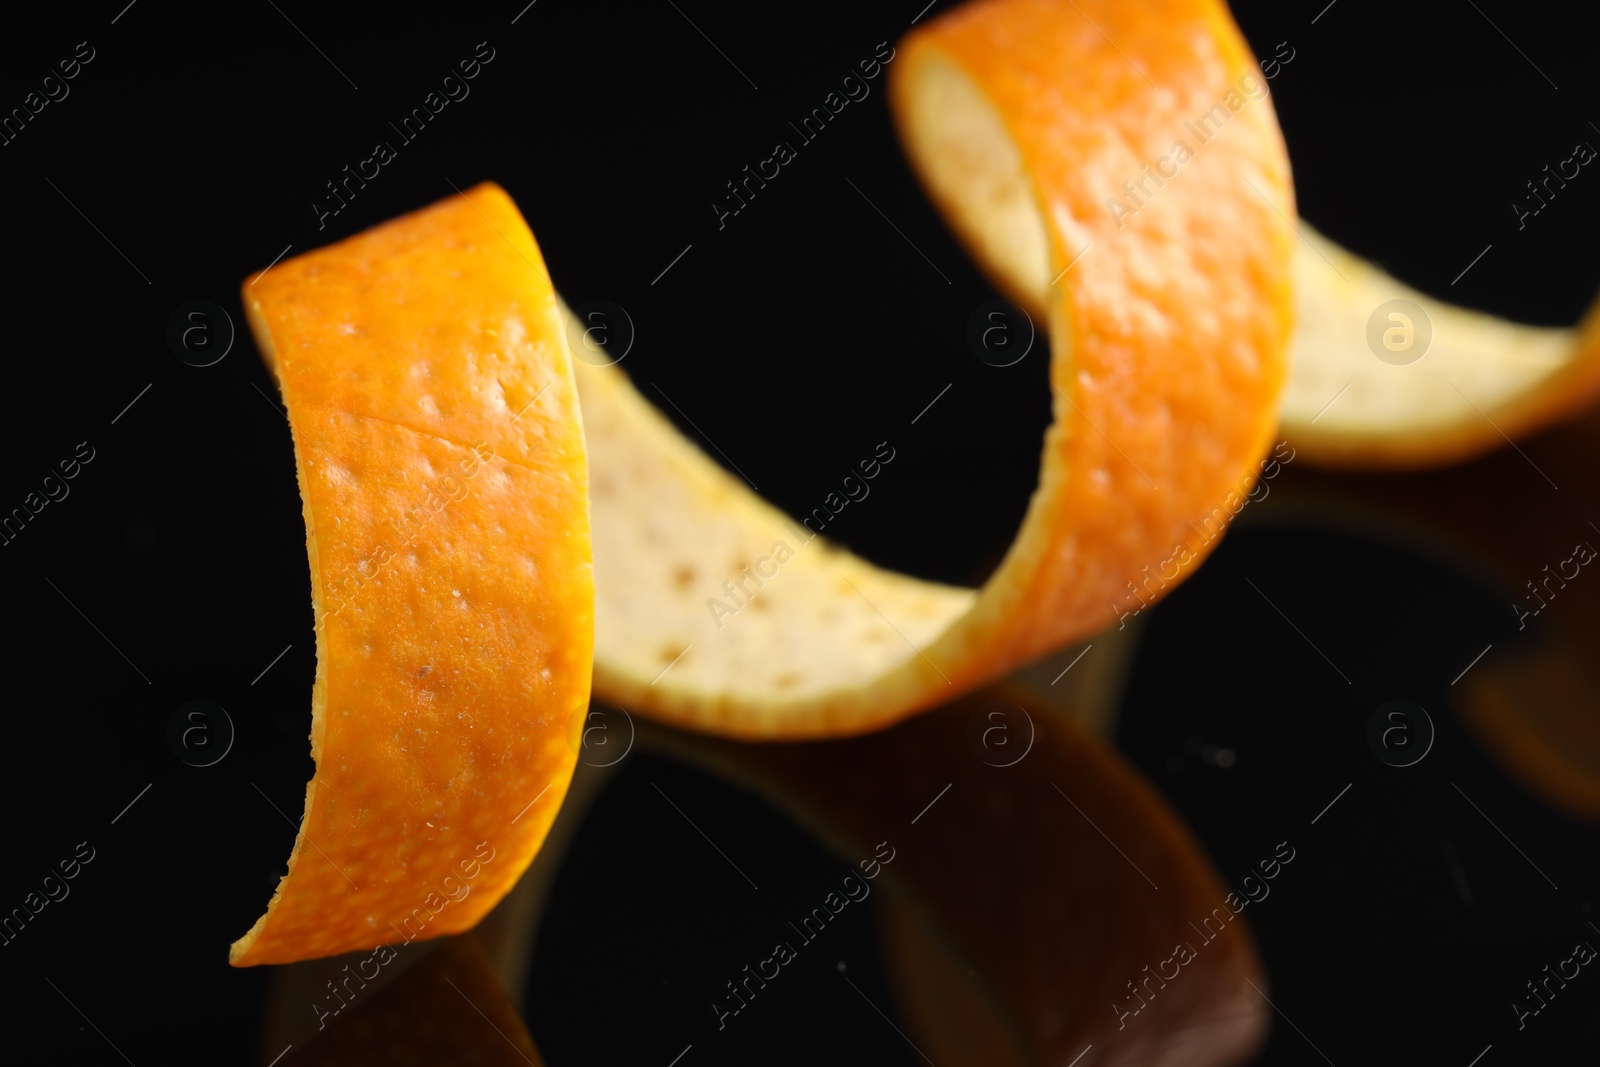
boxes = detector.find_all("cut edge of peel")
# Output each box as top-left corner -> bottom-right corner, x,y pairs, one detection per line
228,293 -> 331,968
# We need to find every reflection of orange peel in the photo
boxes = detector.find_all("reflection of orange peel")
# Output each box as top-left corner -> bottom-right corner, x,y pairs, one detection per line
231,185 -> 592,966
285,935 -> 546,1065
1269,411 -> 1600,821
1456,645 -> 1600,821
640,685 -> 1268,1067
580,0 -> 1294,738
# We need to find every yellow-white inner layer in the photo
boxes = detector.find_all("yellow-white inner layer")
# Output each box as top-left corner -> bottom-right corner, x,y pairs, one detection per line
1281,228 -> 1573,453
575,346 -> 976,717
899,52 -> 1050,308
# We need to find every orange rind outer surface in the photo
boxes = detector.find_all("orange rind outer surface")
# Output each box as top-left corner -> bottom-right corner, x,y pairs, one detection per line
889,0 -> 1296,667
230,182 -> 592,966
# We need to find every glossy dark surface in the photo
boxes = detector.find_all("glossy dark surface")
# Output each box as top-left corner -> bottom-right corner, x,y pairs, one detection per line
3,0 -> 1598,1063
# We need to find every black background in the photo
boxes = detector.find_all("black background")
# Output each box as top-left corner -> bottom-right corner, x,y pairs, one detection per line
2,0 -> 1598,1063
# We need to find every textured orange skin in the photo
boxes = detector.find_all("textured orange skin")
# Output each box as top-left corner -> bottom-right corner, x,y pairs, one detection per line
231,184 -> 592,966
889,0 -> 1295,668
